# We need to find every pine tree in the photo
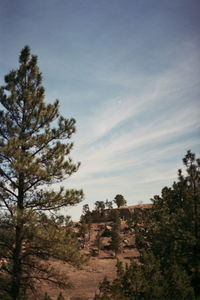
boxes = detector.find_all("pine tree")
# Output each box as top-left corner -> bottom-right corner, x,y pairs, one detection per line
57,292 -> 65,300
43,293 -> 53,300
113,194 -> 127,208
0,46 -> 85,300
95,231 -> 102,255
81,204 -> 92,240
94,277 -> 111,300
95,201 -> 106,218
105,199 -> 113,210
110,210 -> 122,257
79,219 -> 89,247
95,151 -> 200,299
133,150 -> 200,298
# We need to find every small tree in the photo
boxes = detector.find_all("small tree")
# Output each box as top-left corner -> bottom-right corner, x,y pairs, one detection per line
95,231 -> 103,255
105,199 -> 113,210
94,276 -> 111,300
80,204 -> 92,240
94,201 -> 106,219
110,210 -> 122,257
0,46 -> 85,300
57,293 -> 65,300
43,293 -> 53,300
82,204 -> 90,215
113,194 -> 127,208
79,220 -> 89,247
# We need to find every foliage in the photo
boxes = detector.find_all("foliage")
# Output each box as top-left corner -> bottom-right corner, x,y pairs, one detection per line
134,150 -> 200,298
110,210 -> 122,257
42,293 -> 52,300
94,201 -> 106,217
80,199 -> 118,223
114,194 -> 127,208
94,277 -> 111,300
95,231 -> 103,255
105,199 -> 113,210
0,46 -> 85,300
57,292 -> 65,300
82,204 -> 90,216
79,220 -> 89,247
80,200 -> 112,223
95,151 -> 200,299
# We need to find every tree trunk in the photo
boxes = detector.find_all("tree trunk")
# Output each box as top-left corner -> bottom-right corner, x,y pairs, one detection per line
11,173 -> 24,300
11,225 -> 23,300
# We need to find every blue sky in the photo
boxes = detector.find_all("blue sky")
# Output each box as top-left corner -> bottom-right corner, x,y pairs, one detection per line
0,0 -> 200,220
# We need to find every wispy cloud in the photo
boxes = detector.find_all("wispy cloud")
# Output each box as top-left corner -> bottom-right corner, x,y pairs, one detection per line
65,49 -> 200,216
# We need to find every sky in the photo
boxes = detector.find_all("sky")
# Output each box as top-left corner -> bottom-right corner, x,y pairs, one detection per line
0,0 -> 200,220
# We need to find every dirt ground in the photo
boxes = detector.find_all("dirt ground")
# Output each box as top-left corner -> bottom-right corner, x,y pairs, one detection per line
41,257 -> 116,300
40,250 -> 138,300
39,220 -> 139,299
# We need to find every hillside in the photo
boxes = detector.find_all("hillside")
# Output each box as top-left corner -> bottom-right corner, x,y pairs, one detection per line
39,205 -> 151,300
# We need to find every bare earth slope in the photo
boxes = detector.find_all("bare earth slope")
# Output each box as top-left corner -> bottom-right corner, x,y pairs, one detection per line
39,210 -> 143,300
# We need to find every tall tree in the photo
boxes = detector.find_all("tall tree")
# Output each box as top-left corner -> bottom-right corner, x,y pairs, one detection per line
134,151 -> 200,298
0,46 -> 85,300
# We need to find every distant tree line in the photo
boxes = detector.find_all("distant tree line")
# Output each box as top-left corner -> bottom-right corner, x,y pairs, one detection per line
80,194 -> 127,223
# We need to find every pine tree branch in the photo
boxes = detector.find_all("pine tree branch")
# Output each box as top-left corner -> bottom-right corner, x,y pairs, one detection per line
31,127 -> 69,158
10,112 -> 21,129
0,153 -> 13,163
28,105 -> 58,135
0,129 -> 8,141
24,178 -> 43,193
32,204 -> 68,211
20,260 -> 69,287
26,200 -> 70,210
1,198 -> 14,216
0,183 -> 18,199
0,168 -> 17,188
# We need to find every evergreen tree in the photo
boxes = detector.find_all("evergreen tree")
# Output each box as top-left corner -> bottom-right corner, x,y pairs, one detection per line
0,46 -> 85,300
82,204 -> 90,215
110,210 -> 122,257
79,219 -> 89,247
57,292 -> 65,300
94,277 -> 111,300
81,204 -> 92,240
134,151 -> 200,298
105,199 -> 113,210
95,201 -> 106,217
95,151 -> 200,299
43,293 -> 53,300
113,194 -> 127,208
95,231 -> 103,255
